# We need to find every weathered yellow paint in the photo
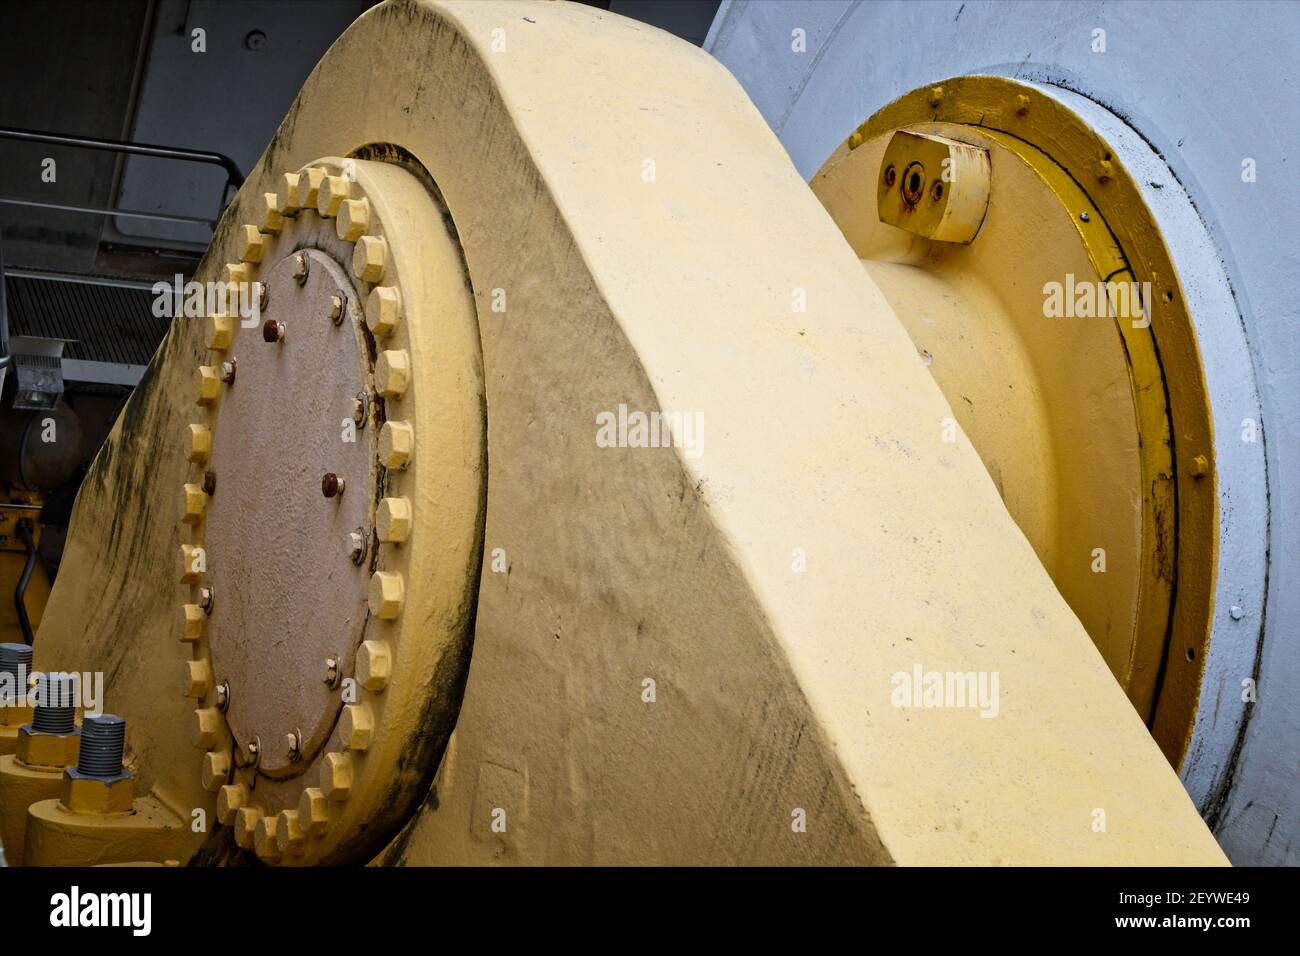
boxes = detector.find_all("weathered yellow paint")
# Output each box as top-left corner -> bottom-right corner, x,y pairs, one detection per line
23,795 -> 186,868
827,76 -> 1216,764
0,755 -> 63,865
28,2 -> 1224,865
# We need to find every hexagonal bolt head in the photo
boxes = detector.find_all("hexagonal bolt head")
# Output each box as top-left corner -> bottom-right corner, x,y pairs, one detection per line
321,472 -> 346,498
353,392 -> 368,429
376,349 -> 411,398
237,224 -> 266,264
329,293 -> 347,325
285,728 -> 303,763
336,197 -> 370,242
356,639 -> 391,692
352,235 -> 388,284
276,809 -> 307,853
379,420 -> 415,470
184,659 -> 212,699
292,252 -> 310,285
201,750 -> 230,791
234,805 -> 262,849
365,285 -> 402,337
187,424 -> 212,463
254,814 -> 281,860
259,192 -> 284,235
347,528 -> 368,565
298,787 -> 330,835
377,497 -> 412,544
194,365 -> 221,406
215,680 -> 230,711
368,571 -> 405,619
322,752 -> 354,801
198,586 -> 215,612
219,359 -> 237,384
217,782 -> 249,825
193,707 -> 222,749
323,656 -> 340,687
340,703 -> 373,751
182,483 -> 207,525
262,318 -> 285,343
181,604 -> 205,643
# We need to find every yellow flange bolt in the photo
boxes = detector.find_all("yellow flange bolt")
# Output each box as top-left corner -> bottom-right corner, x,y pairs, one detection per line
376,496 -> 412,544
337,197 -> 370,241
352,235 -> 388,283
187,423 -> 212,463
378,420 -> 414,470
356,639 -> 391,692
365,285 -> 402,337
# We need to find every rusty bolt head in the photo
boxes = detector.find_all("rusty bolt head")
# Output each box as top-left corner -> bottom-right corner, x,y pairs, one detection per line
883,164 -> 896,187
262,318 -> 285,343
202,470 -> 217,496
322,472 -> 345,498
220,359 -> 236,384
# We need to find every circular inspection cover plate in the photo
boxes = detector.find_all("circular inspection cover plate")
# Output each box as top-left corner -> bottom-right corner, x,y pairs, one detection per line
205,249 -> 373,776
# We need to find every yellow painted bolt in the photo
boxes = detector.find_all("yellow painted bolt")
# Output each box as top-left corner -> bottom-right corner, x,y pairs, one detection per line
365,285 -> 402,337
201,750 -> 229,791
184,658 -> 212,699
276,809 -> 307,853
1096,158 -> 1114,183
322,752 -> 354,801
295,166 -> 328,210
340,703 -> 373,751
336,197 -> 370,242
216,782 -> 248,825
379,420 -> 415,470
356,639 -> 391,692
206,313 -> 234,351
1190,454 -> 1210,478
187,423 -> 212,463
234,805 -> 262,849
298,787 -> 330,835
181,604 -> 205,642
847,130 -> 864,149
259,192 -> 284,235
179,543 -> 204,583
376,349 -> 411,398
193,707 -> 222,749
277,172 -> 301,215
1016,93 -> 1031,116
254,814 -> 281,860
368,571 -> 405,619
316,175 -> 351,217
182,482 -> 207,524
223,261 -> 249,287
237,224 -> 266,264
928,85 -> 945,107
377,496 -> 412,544
352,235 -> 387,283
195,365 -> 221,406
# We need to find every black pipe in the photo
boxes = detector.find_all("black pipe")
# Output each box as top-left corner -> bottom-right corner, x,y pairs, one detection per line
0,219 -> 10,374
14,519 -> 35,646
0,126 -> 244,190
